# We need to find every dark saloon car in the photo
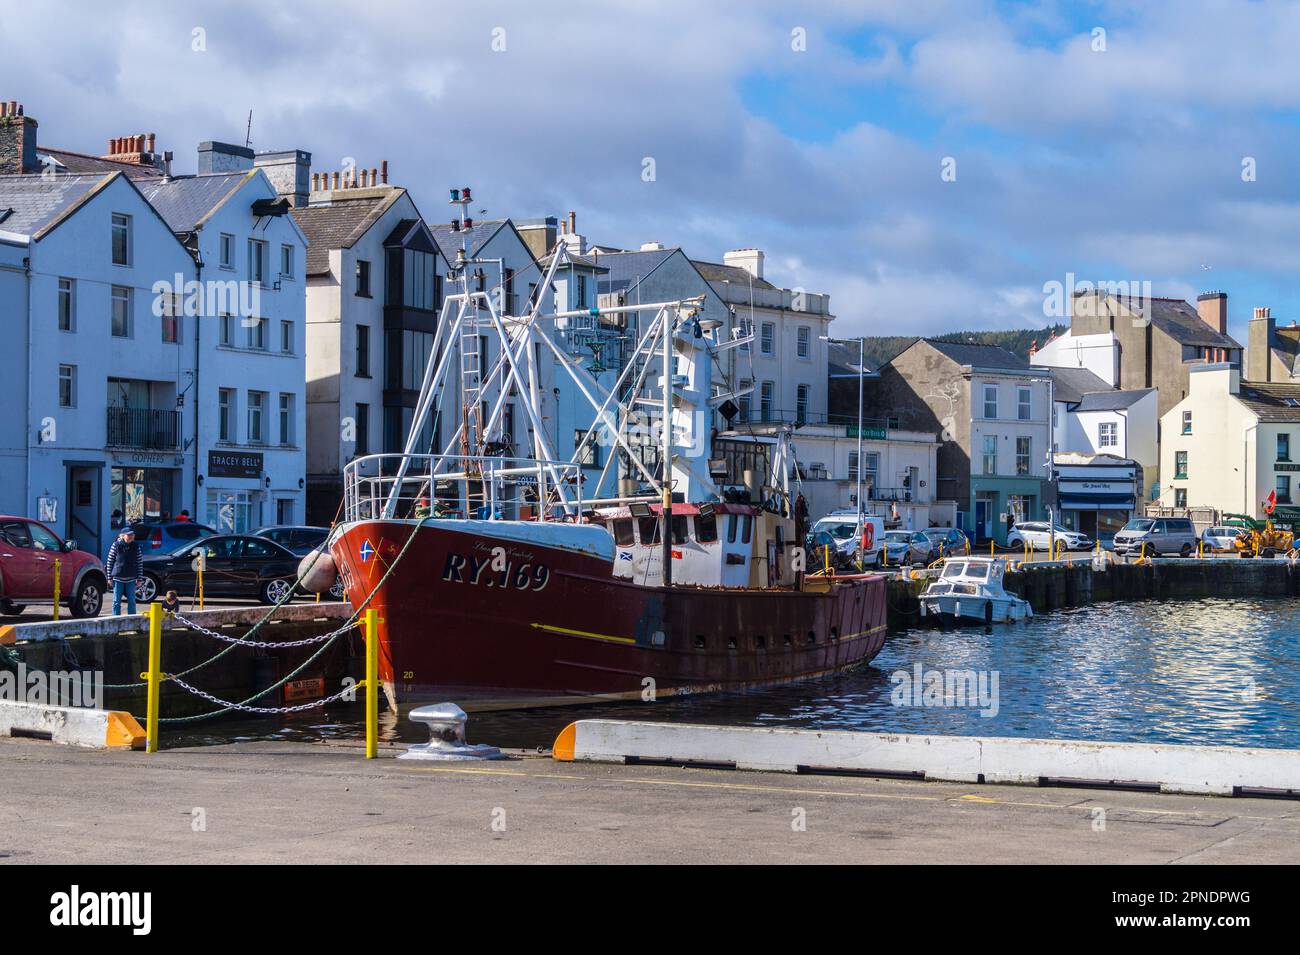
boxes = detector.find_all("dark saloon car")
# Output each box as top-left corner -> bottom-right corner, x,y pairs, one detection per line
253,525 -> 331,556
139,534 -> 302,605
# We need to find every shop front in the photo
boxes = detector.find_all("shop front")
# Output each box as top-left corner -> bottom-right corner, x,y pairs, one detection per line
968,477 -> 1045,545
1055,455 -> 1139,542
205,450 -> 266,534
109,451 -> 184,529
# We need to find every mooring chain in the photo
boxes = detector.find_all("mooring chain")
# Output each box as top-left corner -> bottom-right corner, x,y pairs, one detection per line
169,613 -> 360,648
167,674 -> 359,715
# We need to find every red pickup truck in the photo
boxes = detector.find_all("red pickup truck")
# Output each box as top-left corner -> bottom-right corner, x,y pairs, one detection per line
0,516 -> 106,618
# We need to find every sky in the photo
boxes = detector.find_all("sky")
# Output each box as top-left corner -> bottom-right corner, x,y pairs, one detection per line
5,0 -> 1300,340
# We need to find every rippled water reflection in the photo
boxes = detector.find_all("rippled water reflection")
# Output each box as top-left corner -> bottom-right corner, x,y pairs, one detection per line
175,598 -> 1299,751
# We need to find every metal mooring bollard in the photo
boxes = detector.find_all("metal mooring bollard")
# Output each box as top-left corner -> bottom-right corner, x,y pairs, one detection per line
398,703 -> 503,761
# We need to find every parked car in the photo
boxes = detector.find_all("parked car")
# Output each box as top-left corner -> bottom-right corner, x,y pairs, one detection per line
129,519 -> 218,553
881,529 -> 932,567
1112,517 -> 1199,557
1006,521 -> 1093,552
139,534 -> 302,604
1201,526 -> 1245,553
805,512 -> 887,568
255,525 -> 345,599
253,525 -> 330,556
921,527 -> 970,559
0,516 -> 106,618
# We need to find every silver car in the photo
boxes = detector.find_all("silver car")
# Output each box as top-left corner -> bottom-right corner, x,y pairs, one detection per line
1113,517 -> 1198,557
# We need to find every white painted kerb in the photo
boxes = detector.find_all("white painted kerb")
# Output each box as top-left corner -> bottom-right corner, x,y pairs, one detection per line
0,700 -> 143,749
557,720 -> 1300,796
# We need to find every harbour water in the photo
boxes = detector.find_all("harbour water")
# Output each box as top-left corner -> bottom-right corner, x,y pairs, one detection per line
174,597 -> 1300,751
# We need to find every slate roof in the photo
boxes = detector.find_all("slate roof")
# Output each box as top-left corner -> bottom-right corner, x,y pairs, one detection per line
691,259 -> 777,290
429,219 -> 508,260
0,172 -> 113,237
592,247 -> 678,295
137,172 -> 251,233
1105,295 -> 1242,349
1236,382 -> 1300,421
36,147 -> 166,179
827,340 -> 878,377
1073,388 -> 1155,412
923,339 -> 1031,371
291,189 -> 405,276
1049,365 -> 1111,404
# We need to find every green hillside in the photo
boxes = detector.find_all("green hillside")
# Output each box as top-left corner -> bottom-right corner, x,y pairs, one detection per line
856,325 -> 1067,369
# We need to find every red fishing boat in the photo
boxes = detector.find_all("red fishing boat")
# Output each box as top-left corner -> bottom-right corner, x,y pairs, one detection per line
314,197 -> 887,708
330,503 -> 886,708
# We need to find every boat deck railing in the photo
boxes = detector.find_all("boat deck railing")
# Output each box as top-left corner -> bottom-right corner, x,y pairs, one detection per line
342,453 -> 587,523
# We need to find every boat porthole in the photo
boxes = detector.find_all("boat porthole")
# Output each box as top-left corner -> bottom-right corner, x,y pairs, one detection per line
755,635 -> 766,649
807,631 -> 816,644
694,635 -> 706,649
783,634 -> 793,647
727,636 -> 737,650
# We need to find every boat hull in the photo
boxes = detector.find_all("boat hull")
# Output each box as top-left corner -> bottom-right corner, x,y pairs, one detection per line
330,518 -> 889,708
919,593 -> 1032,626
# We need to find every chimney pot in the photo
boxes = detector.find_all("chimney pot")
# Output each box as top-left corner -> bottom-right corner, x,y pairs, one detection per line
332,171 -> 340,190
8,101 -> 16,116
380,160 -> 388,184
147,132 -> 155,153
15,104 -> 22,116
569,210 -> 576,234
1,103 -> 8,117
370,167 -> 377,187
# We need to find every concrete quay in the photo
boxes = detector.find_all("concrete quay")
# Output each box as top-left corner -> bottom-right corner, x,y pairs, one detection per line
1,737 -> 1297,864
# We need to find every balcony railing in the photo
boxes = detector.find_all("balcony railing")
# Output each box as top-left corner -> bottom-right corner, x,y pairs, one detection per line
106,407 -> 180,450
730,408 -> 889,433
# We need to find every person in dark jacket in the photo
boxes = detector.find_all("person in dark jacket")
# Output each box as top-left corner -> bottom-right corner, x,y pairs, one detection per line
105,528 -> 143,615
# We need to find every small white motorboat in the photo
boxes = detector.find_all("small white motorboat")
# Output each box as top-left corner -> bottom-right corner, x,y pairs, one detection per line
919,557 -> 1033,625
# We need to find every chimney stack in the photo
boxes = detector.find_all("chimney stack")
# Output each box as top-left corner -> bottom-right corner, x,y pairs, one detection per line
197,140 -> 253,174
1248,306 -> 1276,382
723,248 -> 765,281
253,148 -> 312,206
0,100 -> 39,174
1196,290 -> 1228,335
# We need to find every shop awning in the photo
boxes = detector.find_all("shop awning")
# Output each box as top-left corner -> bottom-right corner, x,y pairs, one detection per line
1059,494 -> 1135,511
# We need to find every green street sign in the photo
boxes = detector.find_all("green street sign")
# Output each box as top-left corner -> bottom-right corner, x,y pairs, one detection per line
846,425 -> 887,439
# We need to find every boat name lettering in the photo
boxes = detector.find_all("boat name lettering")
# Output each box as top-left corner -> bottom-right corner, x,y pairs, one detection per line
441,551 -> 550,592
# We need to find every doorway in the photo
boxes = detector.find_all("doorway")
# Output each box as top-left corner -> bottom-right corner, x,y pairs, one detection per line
65,463 -> 103,558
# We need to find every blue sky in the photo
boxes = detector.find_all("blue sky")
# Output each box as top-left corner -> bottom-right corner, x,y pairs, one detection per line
4,0 -> 1300,340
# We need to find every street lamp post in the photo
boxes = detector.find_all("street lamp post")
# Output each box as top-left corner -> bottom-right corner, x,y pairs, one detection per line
824,335 -> 866,569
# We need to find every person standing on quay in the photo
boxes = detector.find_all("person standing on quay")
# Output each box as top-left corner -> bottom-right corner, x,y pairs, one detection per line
105,527 -> 143,616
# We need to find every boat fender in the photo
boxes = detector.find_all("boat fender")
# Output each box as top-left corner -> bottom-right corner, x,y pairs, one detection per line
984,599 -> 993,624
299,548 -> 338,594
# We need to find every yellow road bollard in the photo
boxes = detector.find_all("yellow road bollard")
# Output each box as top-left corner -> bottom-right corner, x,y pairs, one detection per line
52,557 -> 61,621
364,608 -> 379,759
197,566 -> 204,610
144,601 -> 164,753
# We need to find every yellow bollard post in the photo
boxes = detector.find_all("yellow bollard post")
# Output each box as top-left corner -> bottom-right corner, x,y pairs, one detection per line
144,601 -> 164,753
52,557 -> 61,621
364,608 -> 379,759
197,566 -> 204,610
823,545 -> 830,575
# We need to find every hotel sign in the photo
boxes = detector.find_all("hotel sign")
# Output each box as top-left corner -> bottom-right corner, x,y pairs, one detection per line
846,425 -> 888,440
207,450 -> 263,480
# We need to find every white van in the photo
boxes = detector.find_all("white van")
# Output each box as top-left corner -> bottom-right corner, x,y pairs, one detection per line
806,512 -> 887,569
